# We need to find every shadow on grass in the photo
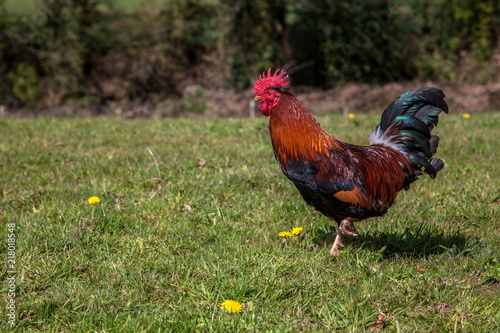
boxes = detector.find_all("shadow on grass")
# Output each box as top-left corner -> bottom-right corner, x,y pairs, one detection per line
313,222 -> 481,259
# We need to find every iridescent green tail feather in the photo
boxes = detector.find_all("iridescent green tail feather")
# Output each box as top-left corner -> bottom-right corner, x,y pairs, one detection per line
371,88 -> 449,179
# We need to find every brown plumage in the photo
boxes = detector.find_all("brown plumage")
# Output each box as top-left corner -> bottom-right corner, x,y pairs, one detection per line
254,69 -> 448,256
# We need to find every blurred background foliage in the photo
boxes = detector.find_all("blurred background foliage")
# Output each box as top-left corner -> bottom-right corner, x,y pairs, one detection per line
0,0 -> 499,110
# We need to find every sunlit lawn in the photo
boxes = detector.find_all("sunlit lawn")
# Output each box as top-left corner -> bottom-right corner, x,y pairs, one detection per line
0,113 -> 499,331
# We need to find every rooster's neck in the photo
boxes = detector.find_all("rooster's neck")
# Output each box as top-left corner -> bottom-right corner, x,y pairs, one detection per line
269,94 -> 341,170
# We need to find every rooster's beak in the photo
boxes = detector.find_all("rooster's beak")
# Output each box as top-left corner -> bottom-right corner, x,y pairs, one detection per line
254,96 -> 262,101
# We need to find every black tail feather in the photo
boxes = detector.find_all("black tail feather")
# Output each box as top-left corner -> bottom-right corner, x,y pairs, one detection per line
381,88 -> 448,130
429,135 -> 440,156
430,158 -> 445,173
392,115 -> 431,138
399,130 -> 432,158
372,87 -> 448,179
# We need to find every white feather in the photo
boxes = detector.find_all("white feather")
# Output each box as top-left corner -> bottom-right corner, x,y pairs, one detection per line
369,125 -> 402,150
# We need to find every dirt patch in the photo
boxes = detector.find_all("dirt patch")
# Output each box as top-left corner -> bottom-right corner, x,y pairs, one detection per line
197,80 -> 500,118
4,81 -> 500,118
296,81 -> 500,115
436,303 -> 451,315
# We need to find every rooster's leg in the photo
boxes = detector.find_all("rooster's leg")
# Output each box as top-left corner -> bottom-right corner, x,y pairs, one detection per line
340,217 -> 359,237
330,217 -> 359,257
330,232 -> 344,257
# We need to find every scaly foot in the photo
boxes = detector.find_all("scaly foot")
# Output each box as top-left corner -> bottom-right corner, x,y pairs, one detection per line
330,232 -> 344,257
330,217 -> 359,257
339,218 -> 359,237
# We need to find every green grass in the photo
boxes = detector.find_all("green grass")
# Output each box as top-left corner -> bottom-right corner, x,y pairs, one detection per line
1,113 -> 499,332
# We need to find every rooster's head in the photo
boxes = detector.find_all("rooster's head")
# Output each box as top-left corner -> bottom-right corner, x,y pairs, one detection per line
254,68 -> 289,117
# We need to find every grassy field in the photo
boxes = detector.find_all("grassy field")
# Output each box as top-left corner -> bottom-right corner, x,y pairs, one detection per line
0,113 -> 499,332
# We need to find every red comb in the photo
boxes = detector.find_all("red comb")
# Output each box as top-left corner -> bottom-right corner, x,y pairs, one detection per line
254,68 -> 289,95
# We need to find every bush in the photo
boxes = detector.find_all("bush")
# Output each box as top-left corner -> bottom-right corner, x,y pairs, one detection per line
8,62 -> 41,106
0,0 -> 499,111
397,0 -> 496,83
288,0 -> 415,85
1,0 -> 109,108
226,0 -> 286,88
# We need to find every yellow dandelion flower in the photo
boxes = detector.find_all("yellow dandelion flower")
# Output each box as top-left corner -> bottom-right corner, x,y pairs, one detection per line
221,299 -> 242,313
348,113 -> 355,118
88,196 -> 100,205
279,231 -> 293,238
291,227 -> 303,235
462,113 -> 470,119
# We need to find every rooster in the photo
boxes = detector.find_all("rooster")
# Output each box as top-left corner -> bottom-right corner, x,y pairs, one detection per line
254,69 -> 448,257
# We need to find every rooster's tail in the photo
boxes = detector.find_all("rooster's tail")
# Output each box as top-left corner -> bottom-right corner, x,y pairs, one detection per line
370,87 -> 449,179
